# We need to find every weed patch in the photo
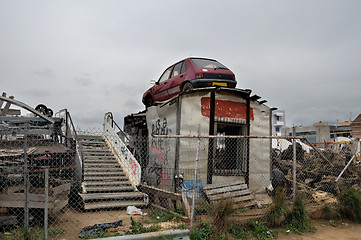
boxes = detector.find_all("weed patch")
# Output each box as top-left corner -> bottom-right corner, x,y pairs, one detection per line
149,209 -> 182,223
1,226 -> 65,240
251,221 -> 277,240
210,198 -> 235,232
338,188 -> 361,222
190,222 -> 213,240
266,188 -> 288,227
286,196 -> 313,234
125,217 -> 160,235
229,224 -> 251,240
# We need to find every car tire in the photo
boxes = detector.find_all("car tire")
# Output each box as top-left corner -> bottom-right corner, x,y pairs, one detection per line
145,96 -> 153,107
182,82 -> 193,92
45,108 -> 53,117
35,104 -> 47,115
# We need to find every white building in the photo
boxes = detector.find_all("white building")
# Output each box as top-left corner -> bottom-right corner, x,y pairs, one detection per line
272,110 -> 285,136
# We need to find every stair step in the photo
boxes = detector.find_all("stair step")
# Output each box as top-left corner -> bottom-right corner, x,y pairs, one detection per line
84,181 -> 131,186
83,200 -> 148,210
83,155 -> 115,159
81,144 -> 106,148
83,152 -> 113,156
82,144 -> 109,150
81,192 -> 145,201
78,134 -> 147,210
84,156 -> 116,160
78,135 -> 104,140
84,160 -> 118,164
83,148 -> 111,152
83,154 -> 115,158
85,163 -> 120,167
84,185 -> 134,193
83,157 -> 115,161
80,139 -> 105,142
84,176 -> 128,181
84,167 -> 121,171
84,171 -> 125,175
80,138 -> 105,142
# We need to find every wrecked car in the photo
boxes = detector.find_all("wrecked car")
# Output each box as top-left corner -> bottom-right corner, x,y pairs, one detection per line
142,57 -> 237,107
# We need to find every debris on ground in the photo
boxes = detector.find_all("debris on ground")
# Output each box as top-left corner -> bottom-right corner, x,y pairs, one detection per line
127,206 -> 147,215
78,219 -> 123,238
273,141 -> 361,203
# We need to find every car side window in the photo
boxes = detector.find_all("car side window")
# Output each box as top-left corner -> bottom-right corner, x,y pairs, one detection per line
158,66 -> 172,83
180,61 -> 186,74
171,62 -> 183,78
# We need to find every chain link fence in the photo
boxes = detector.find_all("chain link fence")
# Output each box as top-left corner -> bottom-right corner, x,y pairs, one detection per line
1,122 -> 361,239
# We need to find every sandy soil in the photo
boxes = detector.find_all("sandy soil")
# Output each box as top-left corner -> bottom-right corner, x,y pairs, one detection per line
52,206 -> 181,239
52,207 -> 361,240
277,220 -> 361,240
53,207 -> 149,239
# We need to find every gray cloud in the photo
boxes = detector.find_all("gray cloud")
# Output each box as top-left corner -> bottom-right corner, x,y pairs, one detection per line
74,73 -> 93,86
34,68 -> 55,77
1,0 -> 361,129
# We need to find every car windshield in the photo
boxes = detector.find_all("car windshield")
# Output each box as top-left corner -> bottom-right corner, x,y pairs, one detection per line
191,58 -> 228,69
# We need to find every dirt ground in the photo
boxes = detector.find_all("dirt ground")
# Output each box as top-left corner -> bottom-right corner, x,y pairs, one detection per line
277,220 -> 361,240
53,206 -> 178,239
52,207 -> 361,240
53,207 -> 148,239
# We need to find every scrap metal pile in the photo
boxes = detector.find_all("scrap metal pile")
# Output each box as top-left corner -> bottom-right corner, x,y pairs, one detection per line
272,140 -> 361,204
0,93 -> 76,215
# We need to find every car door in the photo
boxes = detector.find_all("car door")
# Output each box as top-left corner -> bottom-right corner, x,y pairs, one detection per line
167,61 -> 187,98
152,66 -> 173,101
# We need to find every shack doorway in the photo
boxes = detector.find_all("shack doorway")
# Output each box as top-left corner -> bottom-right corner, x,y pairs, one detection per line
214,123 -> 247,176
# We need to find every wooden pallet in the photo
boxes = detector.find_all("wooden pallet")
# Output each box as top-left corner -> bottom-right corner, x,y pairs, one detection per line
0,182 -> 70,214
203,180 -> 256,208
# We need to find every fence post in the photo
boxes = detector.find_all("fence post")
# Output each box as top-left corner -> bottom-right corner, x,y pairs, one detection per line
190,135 -> 201,230
23,122 -> 30,240
44,167 -> 49,240
292,127 -> 296,202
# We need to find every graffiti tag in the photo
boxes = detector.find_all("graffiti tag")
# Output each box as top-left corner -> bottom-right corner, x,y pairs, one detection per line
129,158 -> 137,175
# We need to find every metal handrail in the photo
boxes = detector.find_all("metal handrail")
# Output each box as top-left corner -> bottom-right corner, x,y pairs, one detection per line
104,112 -> 141,186
107,114 -> 145,159
56,109 -> 85,181
107,112 -> 130,144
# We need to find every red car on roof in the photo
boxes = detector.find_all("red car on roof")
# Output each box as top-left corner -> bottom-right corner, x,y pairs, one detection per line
142,57 -> 236,107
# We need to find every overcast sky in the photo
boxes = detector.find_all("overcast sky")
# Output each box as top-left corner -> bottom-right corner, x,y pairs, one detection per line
1,0 -> 361,129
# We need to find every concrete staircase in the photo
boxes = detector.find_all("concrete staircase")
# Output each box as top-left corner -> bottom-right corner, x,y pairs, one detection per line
78,135 -> 148,210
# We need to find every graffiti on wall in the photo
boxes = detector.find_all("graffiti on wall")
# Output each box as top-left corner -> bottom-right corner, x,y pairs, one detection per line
149,117 -> 173,189
147,162 -> 171,188
118,145 -> 137,176
151,118 -> 170,135
182,179 -> 203,198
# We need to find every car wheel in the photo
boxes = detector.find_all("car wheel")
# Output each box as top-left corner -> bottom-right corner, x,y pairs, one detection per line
182,82 -> 193,92
35,104 -> 47,115
145,96 -> 153,107
45,108 -> 53,117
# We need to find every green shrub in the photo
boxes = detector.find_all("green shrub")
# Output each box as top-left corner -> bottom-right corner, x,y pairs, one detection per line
178,223 -> 186,230
190,222 -> 213,240
320,203 -> 337,220
286,196 -> 313,234
229,224 -> 251,240
266,188 -> 288,227
189,221 -> 231,240
338,188 -> 361,222
149,209 -> 182,222
210,198 -> 235,232
0,226 -> 66,240
250,221 -> 277,240
125,217 -> 160,235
